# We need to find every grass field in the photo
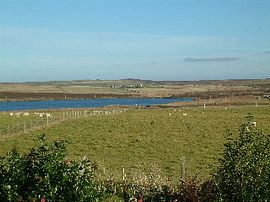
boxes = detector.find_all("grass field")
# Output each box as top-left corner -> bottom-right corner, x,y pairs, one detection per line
1,105 -> 270,181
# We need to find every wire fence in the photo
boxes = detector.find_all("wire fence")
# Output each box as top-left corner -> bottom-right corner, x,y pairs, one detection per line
0,108 -> 128,136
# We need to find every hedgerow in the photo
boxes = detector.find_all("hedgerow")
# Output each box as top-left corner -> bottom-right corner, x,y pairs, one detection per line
0,135 -> 103,201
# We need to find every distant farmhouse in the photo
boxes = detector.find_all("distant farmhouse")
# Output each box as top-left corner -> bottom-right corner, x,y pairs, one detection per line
109,83 -> 143,89
121,84 -> 143,89
264,94 -> 270,99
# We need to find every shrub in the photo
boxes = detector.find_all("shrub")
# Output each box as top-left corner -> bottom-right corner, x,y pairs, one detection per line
214,115 -> 270,201
0,135 -> 103,201
104,175 -> 216,202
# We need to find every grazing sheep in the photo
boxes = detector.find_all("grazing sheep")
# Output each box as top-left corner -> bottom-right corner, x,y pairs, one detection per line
168,113 -> 172,116
23,112 -> 30,117
45,113 -> 51,118
9,112 -> 14,116
15,112 -> 21,117
183,113 -> 187,116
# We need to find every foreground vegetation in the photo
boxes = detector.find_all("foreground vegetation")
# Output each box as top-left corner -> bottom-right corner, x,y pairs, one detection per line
0,135 -> 102,201
0,115 -> 269,201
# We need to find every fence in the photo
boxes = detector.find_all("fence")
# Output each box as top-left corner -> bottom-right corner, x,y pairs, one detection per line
0,108 -> 128,136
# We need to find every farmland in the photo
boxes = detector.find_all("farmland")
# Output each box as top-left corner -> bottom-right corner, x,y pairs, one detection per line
1,105 -> 270,181
1,78 -> 270,101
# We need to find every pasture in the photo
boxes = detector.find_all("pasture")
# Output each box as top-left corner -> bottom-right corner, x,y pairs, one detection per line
1,105 -> 270,181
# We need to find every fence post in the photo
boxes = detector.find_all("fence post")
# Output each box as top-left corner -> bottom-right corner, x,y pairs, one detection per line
46,115 -> 49,126
122,166 -> 126,182
24,122 -> 26,133
181,156 -> 186,182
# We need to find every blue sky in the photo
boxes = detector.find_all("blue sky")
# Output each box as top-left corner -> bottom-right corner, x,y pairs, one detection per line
0,0 -> 270,81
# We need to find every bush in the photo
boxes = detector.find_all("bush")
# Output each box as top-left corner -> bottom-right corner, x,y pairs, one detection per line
214,114 -> 270,201
0,135 -> 103,201
103,176 -> 216,202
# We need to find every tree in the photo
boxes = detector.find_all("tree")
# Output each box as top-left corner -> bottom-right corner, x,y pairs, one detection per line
214,115 -> 270,201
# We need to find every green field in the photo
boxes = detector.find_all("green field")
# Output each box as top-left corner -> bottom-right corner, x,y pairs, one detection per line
1,105 -> 270,181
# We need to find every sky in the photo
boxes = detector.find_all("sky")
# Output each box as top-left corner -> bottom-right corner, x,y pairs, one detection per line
0,0 -> 270,82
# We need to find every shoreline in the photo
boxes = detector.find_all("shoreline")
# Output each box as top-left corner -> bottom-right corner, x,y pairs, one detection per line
0,91 -> 194,102
0,97 -> 192,112
0,91 -> 264,103
1,78 -> 268,102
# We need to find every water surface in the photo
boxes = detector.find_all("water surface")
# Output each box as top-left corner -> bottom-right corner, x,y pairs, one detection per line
0,97 -> 192,111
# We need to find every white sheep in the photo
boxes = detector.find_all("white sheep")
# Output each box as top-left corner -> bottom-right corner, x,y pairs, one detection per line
15,112 -> 21,117
183,113 -> 187,116
23,112 -> 30,117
